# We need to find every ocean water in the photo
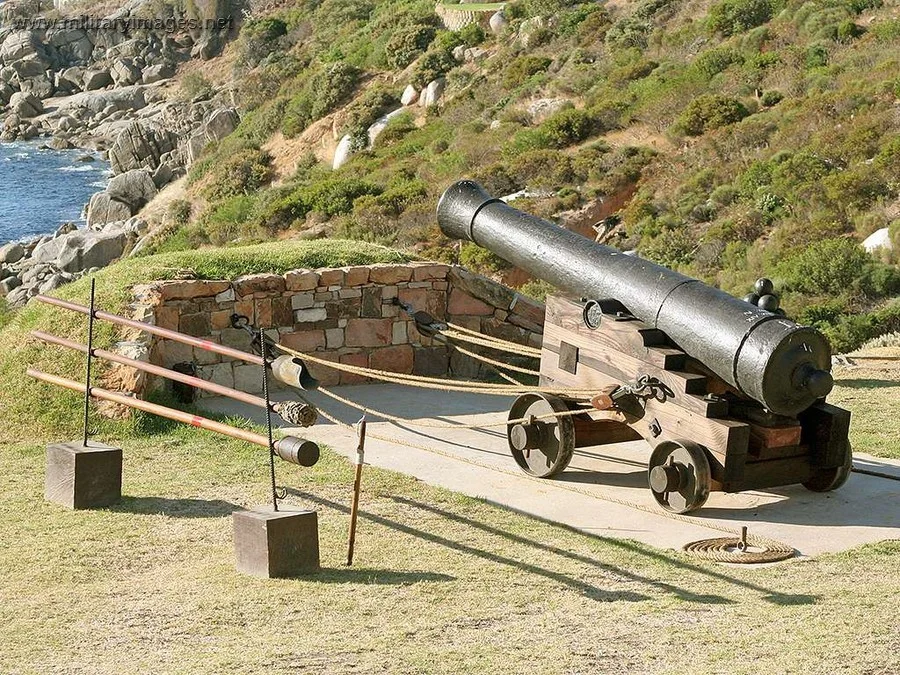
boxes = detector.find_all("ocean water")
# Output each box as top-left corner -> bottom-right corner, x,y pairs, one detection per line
0,141 -> 111,245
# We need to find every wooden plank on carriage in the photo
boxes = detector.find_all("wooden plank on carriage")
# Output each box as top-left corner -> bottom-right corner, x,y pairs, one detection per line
739,456 -> 812,490
748,423 -> 803,453
746,443 -> 810,462
572,417 -> 643,447
545,296 -> 686,370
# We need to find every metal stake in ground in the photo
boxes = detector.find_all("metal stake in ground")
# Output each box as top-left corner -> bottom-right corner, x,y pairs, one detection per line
260,329 -> 279,512
82,278 -> 96,448
347,417 -> 367,566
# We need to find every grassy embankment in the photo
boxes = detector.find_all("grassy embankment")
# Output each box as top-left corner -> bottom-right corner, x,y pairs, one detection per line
0,241 -> 897,673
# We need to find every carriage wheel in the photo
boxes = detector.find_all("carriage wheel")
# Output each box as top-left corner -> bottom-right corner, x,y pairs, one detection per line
507,393 -> 576,478
648,439 -> 712,514
803,440 -> 853,492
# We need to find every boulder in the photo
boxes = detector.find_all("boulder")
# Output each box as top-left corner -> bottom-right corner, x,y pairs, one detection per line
191,33 -> 222,60
0,242 -> 24,264
420,78 -> 445,108
19,74 -> 54,99
863,227 -> 893,253
8,91 -> 42,117
0,276 -> 23,297
108,121 -> 177,173
332,134 -> 354,170
86,193 -> 132,227
141,63 -> 174,84
203,108 -> 239,143
106,168 -> 158,211
489,11 -> 508,34
57,66 -> 84,92
55,229 -> 128,273
0,82 -> 13,105
110,59 -> 141,87
46,28 -> 94,63
10,58 -> 45,79
527,98 -> 572,124
151,162 -> 174,188
83,69 -> 113,91
367,108 -> 406,146
5,285 -> 31,307
401,84 -> 418,106
0,31 -> 45,65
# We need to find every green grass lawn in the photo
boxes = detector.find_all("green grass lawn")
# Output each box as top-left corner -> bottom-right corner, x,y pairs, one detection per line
1,425 -> 898,674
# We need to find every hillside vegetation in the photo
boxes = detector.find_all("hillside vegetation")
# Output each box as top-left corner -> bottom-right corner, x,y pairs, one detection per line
157,0 -> 900,352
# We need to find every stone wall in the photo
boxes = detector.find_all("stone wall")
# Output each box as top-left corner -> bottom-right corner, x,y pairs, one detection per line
129,262 -> 545,395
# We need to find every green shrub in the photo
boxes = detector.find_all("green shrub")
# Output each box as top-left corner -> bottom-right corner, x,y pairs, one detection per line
676,95 -> 749,136
302,177 -> 382,218
760,90 -> 784,106
605,17 -> 652,50
385,24 -> 437,69
168,199 -> 192,226
238,17 -> 288,67
778,238 -> 870,295
202,148 -> 274,201
503,56 -> 552,89
871,18 -> 900,41
374,111 -> 417,147
539,108 -> 598,147
343,87 -> 400,148
180,72 -> 214,101
694,47 -> 744,79
200,195 -> 257,245
805,43 -> 829,68
412,47 -> 457,88
509,149 -> 575,188
459,243 -> 512,275
708,0 -> 777,36
282,63 -> 360,138
836,20 -> 863,41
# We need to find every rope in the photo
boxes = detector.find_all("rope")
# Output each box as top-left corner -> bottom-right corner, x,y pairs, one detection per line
445,321 -> 543,356
312,401 -> 794,558
682,537 -> 794,564
276,343 -> 597,399
316,385 -> 596,430
443,329 -> 543,357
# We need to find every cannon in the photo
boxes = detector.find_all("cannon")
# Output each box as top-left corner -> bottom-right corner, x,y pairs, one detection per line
438,180 -> 852,513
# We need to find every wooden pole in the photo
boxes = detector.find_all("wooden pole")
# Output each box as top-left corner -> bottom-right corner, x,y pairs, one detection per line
346,418 -> 366,566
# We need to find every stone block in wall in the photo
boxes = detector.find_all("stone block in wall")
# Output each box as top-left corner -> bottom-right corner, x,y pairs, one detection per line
448,266 -> 515,310
370,345 -> 414,373
411,263 -> 450,281
383,304 -> 400,318
338,288 -> 362,299
449,315 -> 481,332
157,338 -> 193,366
305,353 -> 340,387
234,298 -> 254,323
286,269 -> 319,291
234,363 -> 261,394
361,288 -> 382,318
318,269 -> 345,286
215,288 -> 235,304
369,265 -> 412,284
156,280 -> 231,301
234,273 -> 285,296
509,294 -> 545,327
295,308 -> 327,323
256,298 -> 273,327
508,313 -> 544,335
272,297 -> 293,327
325,329 -> 344,349
155,305 -> 180,331
426,290 -> 447,320
198,363 -> 234,393
281,330 -> 326,353
291,293 -> 314,310
221,328 -> 253,352
398,287 -> 427,312
194,345 -> 220,366
180,312 -> 210,337
211,310 -> 233,331
449,347 -> 485,380
343,266 -> 370,286
392,322 -> 408,345
448,288 -> 493,316
414,346 -> 449,377
339,351 -> 369,385
346,318 -> 393,347
382,285 -> 398,300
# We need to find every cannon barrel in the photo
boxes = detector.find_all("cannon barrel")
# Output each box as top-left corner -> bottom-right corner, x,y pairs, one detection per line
437,180 -> 834,416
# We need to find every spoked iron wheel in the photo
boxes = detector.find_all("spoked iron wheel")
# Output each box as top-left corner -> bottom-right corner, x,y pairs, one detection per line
507,392 -> 575,478
648,439 -> 712,514
803,440 -> 853,492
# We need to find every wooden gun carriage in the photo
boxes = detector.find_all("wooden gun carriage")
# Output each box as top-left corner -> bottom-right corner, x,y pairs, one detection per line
438,181 -> 852,513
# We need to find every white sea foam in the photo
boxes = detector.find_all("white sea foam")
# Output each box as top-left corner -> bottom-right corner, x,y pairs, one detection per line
58,164 -> 100,173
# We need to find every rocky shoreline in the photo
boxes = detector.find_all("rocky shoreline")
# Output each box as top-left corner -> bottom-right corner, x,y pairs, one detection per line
0,0 -> 240,305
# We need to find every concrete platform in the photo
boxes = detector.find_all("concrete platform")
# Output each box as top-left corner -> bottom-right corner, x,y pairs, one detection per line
202,384 -> 900,557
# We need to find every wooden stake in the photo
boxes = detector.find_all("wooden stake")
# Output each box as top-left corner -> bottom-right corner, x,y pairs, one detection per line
346,418 -> 366,566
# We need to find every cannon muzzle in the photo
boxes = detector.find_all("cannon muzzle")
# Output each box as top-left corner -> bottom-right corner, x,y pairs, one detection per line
437,180 -> 833,415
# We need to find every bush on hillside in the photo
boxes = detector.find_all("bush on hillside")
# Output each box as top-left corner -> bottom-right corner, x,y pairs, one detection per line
708,0 -> 778,36
201,148 -> 274,201
412,47 -> 457,88
605,17 -> 652,50
503,56 -> 552,89
676,95 -> 749,135
778,237 -> 870,295
238,17 -> 288,67
282,63 -> 360,138
385,23 -> 437,69
694,47 -> 744,79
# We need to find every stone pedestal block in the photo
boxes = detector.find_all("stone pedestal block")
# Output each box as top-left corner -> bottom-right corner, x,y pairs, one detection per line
45,441 -> 123,509
233,508 -> 320,578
